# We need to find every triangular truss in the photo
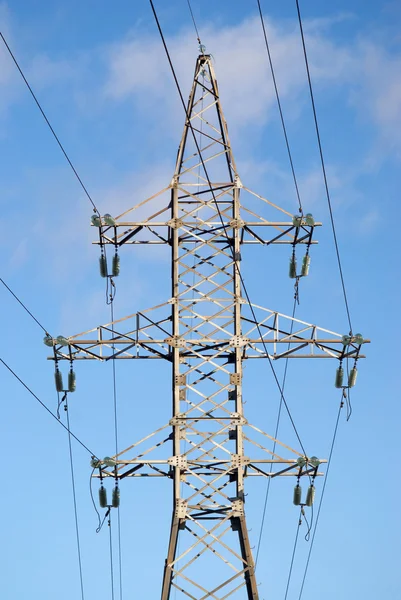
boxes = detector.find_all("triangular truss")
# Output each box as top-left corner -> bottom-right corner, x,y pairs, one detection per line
53,301 -> 365,362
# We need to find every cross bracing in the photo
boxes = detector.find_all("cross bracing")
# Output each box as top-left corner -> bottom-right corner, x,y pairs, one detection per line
49,54 -> 367,599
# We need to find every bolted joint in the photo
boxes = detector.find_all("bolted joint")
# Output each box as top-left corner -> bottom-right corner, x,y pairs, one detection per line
234,175 -> 243,188
167,218 -> 183,229
165,336 -> 186,348
229,218 -> 245,229
231,499 -> 244,516
231,454 -> 250,468
230,412 -> 247,425
230,335 -> 249,348
175,499 -> 187,518
168,455 -> 188,469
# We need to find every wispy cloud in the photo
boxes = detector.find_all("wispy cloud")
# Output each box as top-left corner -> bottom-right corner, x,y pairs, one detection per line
102,14 -> 401,161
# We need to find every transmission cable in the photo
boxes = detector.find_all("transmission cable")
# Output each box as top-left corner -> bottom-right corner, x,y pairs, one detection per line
0,356 -> 97,457
108,511 -> 116,600
254,0 -> 309,553
284,509 -> 303,600
0,32 -> 100,216
255,292 -> 298,566
0,277 -> 50,335
64,394 -> 86,600
149,0 -> 307,456
297,397 -> 344,598
1,280 -> 90,597
109,298 -> 124,600
294,1 -> 353,333
186,0 -> 202,46
256,0 -> 303,215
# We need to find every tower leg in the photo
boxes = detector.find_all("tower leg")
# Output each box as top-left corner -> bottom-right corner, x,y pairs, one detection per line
235,514 -> 259,599
161,514 -> 183,600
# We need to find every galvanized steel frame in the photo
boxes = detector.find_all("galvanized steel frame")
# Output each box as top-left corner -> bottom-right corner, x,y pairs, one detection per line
50,55 -> 367,599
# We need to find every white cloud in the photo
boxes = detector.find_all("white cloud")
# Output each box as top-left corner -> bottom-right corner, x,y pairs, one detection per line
357,208 -> 380,234
27,53 -> 79,90
102,15 -> 401,162
355,42 -> 401,158
102,16 -> 361,129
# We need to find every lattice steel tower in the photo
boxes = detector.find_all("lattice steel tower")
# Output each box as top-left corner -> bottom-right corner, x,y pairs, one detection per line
50,54 -> 365,599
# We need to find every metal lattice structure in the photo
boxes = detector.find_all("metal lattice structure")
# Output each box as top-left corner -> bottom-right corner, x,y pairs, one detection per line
51,55 -> 366,599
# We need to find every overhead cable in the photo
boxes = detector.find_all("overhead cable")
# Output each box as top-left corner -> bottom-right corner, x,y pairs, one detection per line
0,356 -> 97,457
256,0 -> 304,215
0,32 -> 100,216
284,509 -> 303,600
108,511 -> 116,600
186,0 -> 202,46
110,299 -> 124,600
294,1 -> 353,333
297,399 -> 343,598
65,396 -> 86,600
255,293 -> 298,566
0,277 -> 50,335
149,0 -> 307,456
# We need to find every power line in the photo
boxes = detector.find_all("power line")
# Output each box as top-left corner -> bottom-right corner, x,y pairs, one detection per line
149,0 -> 307,456
294,1 -> 353,334
255,293 -> 298,566
256,0 -> 304,215
0,356 -> 97,457
65,396 -> 86,600
2,276 -> 88,596
0,277 -> 50,335
108,511 -> 116,600
186,0 -> 202,45
297,399 -> 343,598
110,299 -> 123,600
284,509 -> 302,600
0,32 -> 100,216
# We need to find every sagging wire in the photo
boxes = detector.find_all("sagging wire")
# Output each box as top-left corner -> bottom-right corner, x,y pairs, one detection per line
345,360 -> 353,421
89,465 -> 109,534
57,391 -> 67,420
106,276 -> 117,306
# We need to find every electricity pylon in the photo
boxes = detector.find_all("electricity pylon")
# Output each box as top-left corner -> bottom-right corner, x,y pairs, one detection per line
49,54 -> 366,599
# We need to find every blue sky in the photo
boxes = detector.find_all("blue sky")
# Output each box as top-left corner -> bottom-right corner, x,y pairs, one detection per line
1,1 -> 400,598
